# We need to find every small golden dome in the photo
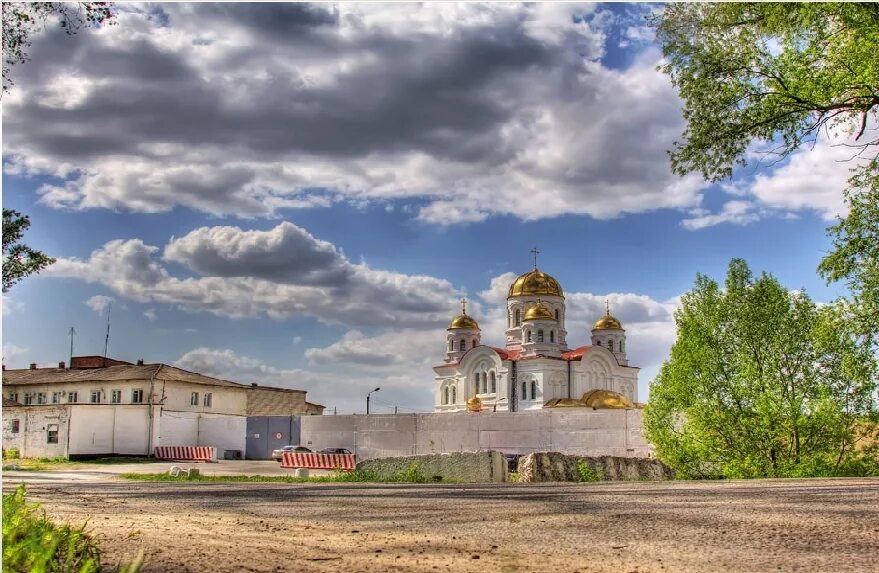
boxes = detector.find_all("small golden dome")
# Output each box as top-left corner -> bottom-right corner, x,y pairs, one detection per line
508,269 -> 564,299
448,298 -> 480,330
580,389 -> 633,409
448,314 -> 479,330
466,395 -> 483,412
523,300 -> 556,322
592,300 -> 623,331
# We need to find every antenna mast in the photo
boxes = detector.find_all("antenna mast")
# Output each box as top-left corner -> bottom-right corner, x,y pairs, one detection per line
103,303 -> 112,366
68,327 -> 76,366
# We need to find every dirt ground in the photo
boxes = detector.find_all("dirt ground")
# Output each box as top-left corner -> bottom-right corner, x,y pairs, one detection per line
3,475 -> 878,573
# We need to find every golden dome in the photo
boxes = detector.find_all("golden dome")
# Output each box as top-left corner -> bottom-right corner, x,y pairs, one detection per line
523,300 -> 556,322
466,395 -> 483,412
448,298 -> 480,330
542,398 -> 585,408
580,389 -> 633,409
592,301 -> 623,331
508,269 -> 564,299
448,314 -> 479,330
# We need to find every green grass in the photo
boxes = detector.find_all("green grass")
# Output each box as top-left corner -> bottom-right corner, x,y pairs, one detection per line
576,460 -> 603,482
2,484 -> 143,573
121,462 -> 435,484
4,457 -> 155,472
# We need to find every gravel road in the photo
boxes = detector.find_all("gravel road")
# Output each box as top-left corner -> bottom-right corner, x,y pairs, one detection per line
4,476 -> 877,572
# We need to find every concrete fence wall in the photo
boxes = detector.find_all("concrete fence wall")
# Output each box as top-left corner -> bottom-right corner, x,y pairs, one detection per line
301,409 -> 651,460
356,451 -> 508,483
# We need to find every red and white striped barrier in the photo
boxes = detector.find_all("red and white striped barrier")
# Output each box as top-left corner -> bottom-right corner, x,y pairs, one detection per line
154,446 -> 216,462
281,452 -> 355,471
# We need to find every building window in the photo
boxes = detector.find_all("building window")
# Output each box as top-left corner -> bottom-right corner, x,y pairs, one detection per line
47,424 -> 59,444
451,386 -> 457,403
608,340 -> 614,352
472,339 -> 477,349
537,329 -> 544,343
68,391 -> 78,403
23,393 -> 32,405
555,309 -> 559,321
521,380 -> 527,399
443,387 -> 449,405
448,340 -> 453,351
526,330 -> 532,343
190,392 -> 199,406
515,309 -> 521,326
90,390 -> 101,404
204,393 -> 212,407
8,392 -> 18,403
490,372 -> 496,394
36,393 -> 46,405
111,390 -> 122,404
11,420 -> 20,433
530,380 -> 537,400
131,389 -> 144,404
550,331 -> 555,343
52,392 -> 61,404
620,341 -> 625,352
596,340 -> 601,346
474,373 -> 481,394
459,339 -> 465,351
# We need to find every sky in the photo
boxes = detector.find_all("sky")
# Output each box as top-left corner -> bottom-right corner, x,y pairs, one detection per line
1,3 -> 860,414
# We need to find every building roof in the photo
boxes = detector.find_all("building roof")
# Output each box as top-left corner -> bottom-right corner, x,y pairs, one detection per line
2,363 -> 246,389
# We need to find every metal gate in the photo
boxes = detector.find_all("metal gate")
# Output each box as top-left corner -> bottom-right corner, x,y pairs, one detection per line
245,416 -> 301,459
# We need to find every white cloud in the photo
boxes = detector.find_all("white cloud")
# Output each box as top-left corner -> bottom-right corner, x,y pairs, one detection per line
143,308 -> 157,321
85,295 -> 115,314
2,295 -> 24,316
48,223 -> 462,328
2,343 -> 29,363
681,200 -> 762,231
3,3 -> 708,226
292,336 -> 302,345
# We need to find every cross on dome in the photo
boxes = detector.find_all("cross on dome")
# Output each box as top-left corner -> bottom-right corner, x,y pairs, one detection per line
530,246 -> 540,269
461,297 -> 468,315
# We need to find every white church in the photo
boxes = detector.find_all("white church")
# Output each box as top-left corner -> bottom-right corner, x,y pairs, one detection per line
434,256 -> 640,413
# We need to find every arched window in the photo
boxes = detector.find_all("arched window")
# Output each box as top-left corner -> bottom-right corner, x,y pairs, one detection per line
530,380 -> 537,400
608,340 -> 614,352
472,339 -> 477,349
451,386 -> 456,403
526,330 -> 532,343
537,329 -> 544,343
521,380 -> 527,399
482,374 -> 488,394
620,341 -> 625,352
515,309 -> 521,326
596,340 -> 601,346
443,387 -> 449,405
550,330 -> 555,343
490,372 -> 496,393
448,340 -> 453,351
474,372 -> 481,394
555,309 -> 559,321
459,339 -> 466,351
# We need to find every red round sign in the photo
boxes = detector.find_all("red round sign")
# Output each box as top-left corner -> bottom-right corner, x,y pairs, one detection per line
275,432 -> 283,440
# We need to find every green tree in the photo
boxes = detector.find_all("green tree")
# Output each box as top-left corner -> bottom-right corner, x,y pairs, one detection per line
2,1 -> 114,93
645,259 -> 877,479
654,3 -> 879,340
3,209 -> 55,292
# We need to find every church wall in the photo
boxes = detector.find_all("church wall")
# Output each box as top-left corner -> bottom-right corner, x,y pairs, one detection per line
301,409 -> 651,460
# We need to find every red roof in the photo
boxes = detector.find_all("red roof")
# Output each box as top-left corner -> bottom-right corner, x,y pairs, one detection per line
561,345 -> 592,361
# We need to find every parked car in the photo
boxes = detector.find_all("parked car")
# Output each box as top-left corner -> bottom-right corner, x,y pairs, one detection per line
271,445 -> 311,461
318,448 -> 352,455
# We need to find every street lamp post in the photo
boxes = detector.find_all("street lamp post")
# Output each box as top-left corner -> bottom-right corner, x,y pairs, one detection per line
366,387 -> 381,415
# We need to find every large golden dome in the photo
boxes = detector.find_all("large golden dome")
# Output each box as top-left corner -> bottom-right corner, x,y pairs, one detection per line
523,300 -> 556,322
508,269 -> 564,299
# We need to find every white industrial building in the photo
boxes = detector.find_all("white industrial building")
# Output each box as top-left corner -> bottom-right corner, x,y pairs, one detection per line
2,356 -> 321,459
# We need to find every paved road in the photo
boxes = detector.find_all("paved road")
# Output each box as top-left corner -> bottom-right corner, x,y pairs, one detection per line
4,476 -> 878,572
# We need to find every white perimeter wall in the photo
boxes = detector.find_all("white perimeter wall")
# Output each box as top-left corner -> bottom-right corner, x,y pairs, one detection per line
302,409 -> 651,460
156,411 -> 246,454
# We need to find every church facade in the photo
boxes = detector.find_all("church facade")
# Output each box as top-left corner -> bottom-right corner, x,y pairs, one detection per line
433,263 -> 639,412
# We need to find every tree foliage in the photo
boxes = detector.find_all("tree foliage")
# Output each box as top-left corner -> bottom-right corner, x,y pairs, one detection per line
655,2 -> 878,181
645,259 -> 878,479
654,3 -> 879,345
2,1 -> 114,93
3,209 -> 55,292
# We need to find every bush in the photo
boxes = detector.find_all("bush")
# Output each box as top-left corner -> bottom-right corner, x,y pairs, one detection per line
576,460 -> 602,482
4,448 -> 20,460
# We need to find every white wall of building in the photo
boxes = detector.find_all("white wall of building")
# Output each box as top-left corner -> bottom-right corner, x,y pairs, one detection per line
2,406 -> 70,458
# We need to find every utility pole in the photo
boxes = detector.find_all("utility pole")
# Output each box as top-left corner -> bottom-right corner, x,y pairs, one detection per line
366,387 -> 381,415
102,302 -> 112,366
67,327 -> 76,367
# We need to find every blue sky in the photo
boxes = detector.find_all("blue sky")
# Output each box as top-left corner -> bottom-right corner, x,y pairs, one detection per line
1,3 -> 854,413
